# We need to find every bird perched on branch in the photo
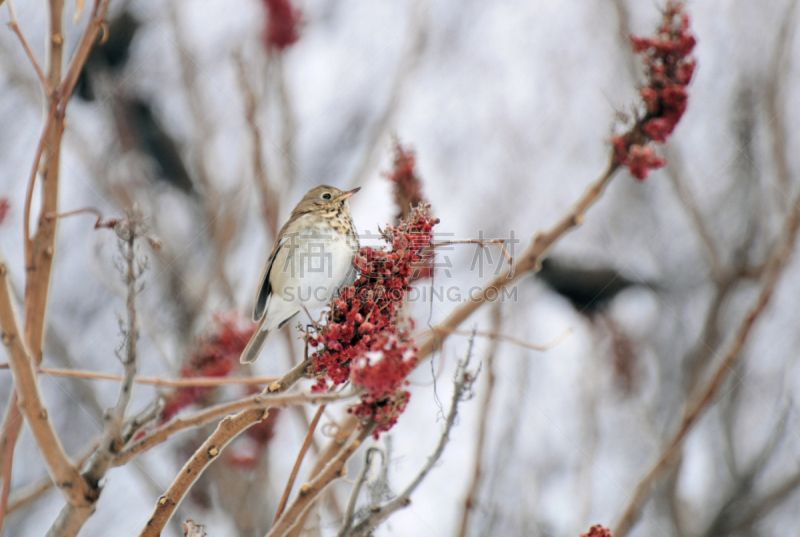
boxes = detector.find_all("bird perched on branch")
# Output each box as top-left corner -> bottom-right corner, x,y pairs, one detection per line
241,185 -> 361,363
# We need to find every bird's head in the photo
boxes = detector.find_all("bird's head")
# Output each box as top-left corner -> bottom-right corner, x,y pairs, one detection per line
296,185 -> 361,213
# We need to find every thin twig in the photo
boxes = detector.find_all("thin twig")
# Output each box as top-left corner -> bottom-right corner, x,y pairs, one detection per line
347,336 -> 479,537
337,447 -> 382,537
115,382 -> 353,467
136,358 -> 340,536
46,215 -> 149,536
284,418 -> 361,537
764,0 -> 799,195
613,186 -> 800,537
6,440 -> 98,516
275,404 -> 327,522
121,399 -> 164,445
0,363 -> 279,388
431,239 -> 514,266
44,207 -> 118,229
664,144 -> 722,278
0,252 -> 92,507
235,52 -> 281,236
59,0 -> 113,103
6,0 -> 52,95
415,327 -> 572,353
456,304 -> 501,537
267,424 -> 376,537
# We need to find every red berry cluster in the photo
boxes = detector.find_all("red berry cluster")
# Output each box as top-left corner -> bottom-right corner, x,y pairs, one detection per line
612,1 -> 696,180
159,313 -> 256,423
308,205 -> 438,436
384,142 -> 434,280
261,0 -> 301,51
385,142 -> 426,221
581,526 -> 614,537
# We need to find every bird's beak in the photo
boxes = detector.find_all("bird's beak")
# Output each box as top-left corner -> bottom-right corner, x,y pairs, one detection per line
335,187 -> 361,202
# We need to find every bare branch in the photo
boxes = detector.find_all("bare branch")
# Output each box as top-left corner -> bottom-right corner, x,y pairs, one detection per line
139,407 -> 270,537
764,0 -> 799,195
0,399 -> 20,534
235,51 -> 281,236
6,441 -> 97,516
420,159 -> 620,360
0,252 -> 92,507
266,424 -> 376,537
417,326 -> 572,353
0,395 -> 21,487
0,363 -> 280,388
285,418 -> 361,537
614,187 -> 800,537
115,381 -> 354,467
6,0 -> 52,95
2,3 -> 114,518
457,304 -> 501,537
275,404 -> 327,523
663,143 -> 722,277
337,447 -> 383,537
137,356 -> 347,536
347,335 -> 479,537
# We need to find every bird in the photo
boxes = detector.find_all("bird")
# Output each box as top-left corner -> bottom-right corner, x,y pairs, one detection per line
537,257 -> 645,315
241,185 -> 361,363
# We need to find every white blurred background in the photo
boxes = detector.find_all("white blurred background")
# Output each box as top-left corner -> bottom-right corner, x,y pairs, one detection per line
1,0 -> 800,535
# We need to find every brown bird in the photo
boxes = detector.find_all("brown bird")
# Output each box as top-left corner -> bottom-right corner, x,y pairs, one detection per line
241,185 -> 361,363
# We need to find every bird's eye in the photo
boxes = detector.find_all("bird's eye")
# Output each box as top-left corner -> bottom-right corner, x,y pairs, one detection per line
322,193 -> 332,200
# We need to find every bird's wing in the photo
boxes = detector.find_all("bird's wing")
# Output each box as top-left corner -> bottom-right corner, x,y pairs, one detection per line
253,236 -> 284,321
252,215 -> 307,321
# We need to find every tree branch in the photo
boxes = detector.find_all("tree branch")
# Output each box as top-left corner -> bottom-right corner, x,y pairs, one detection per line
347,337 -> 479,537
235,52 -> 281,236
46,215 -> 148,536
275,404 -> 327,523
139,407 -> 269,537
115,381 -> 353,466
456,304 -> 501,537
0,253 -> 92,507
336,447 -> 382,537
5,0 -> 52,96
6,441 -> 97,516
613,187 -> 800,537
0,363 -> 280,388
136,356 -> 345,535
266,424 -> 376,537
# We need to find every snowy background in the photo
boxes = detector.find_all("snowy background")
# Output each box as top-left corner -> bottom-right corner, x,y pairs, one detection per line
1,0 -> 800,535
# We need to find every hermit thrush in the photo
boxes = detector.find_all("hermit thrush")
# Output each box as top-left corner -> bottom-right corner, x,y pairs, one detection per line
241,185 -> 361,363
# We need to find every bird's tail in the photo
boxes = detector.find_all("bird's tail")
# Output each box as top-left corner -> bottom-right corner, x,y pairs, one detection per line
240,317 -> 273,364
